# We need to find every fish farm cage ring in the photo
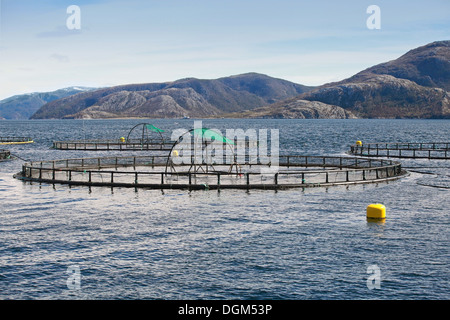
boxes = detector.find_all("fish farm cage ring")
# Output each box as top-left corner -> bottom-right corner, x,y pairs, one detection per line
349,142 -> 450,160
0,137 -> 34,145
14,155 -> 408,190
51,123 -> 172,151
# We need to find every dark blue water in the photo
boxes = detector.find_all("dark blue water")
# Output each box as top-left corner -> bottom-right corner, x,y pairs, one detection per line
0,119 -> 449,299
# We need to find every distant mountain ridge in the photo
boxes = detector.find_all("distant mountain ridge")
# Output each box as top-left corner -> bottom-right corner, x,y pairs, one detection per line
30,73 -> 314,119
0,87 -> 96,120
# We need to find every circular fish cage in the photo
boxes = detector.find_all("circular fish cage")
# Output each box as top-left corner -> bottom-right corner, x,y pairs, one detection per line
14,154 -> 408,190
349,142 -> 450,160
0,149 -> 12,161
0,137 -> 34,145
52,123 -> 173,151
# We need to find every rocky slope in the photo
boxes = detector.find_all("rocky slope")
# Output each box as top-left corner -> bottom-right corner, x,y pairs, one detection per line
31,73 -> 314,119
300,73 -> 449,118
225,99 -> 357,119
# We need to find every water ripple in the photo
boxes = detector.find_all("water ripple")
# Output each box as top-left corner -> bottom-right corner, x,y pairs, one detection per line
0,119 -> 449,299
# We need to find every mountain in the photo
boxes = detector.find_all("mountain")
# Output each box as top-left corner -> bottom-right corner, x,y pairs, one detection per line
298,73 -> 449,118
297,40 -> 450,118
354,40 -> 450,91
30,73 -> 314,119
0,87 -> 97,120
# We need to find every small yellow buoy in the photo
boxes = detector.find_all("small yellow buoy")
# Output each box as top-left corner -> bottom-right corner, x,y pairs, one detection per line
172,150 -> 179,157
367,204 -> 386,220
119,137 -> 125,143
356,140 -> 362,146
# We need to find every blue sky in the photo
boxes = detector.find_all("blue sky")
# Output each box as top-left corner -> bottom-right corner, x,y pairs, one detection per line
0,0 -> 449,99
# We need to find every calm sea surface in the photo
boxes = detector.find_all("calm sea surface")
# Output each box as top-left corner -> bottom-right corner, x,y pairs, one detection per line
0,119 -> 449,299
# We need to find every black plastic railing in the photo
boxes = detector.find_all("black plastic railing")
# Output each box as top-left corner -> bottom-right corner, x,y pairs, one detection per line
349,142 -> 450,159
52,139 -> 173,151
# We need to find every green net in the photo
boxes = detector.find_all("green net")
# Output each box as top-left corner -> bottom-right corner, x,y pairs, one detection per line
192,128 -> 235,145
146,124 -> 165,133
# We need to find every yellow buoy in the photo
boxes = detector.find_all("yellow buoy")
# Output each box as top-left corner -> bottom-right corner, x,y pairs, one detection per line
356,140 -> 362,146
172,150 -> 179,157
367,204 -> 386,220
119,137 -> 125,143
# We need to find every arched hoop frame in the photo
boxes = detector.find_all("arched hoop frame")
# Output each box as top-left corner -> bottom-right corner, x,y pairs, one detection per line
126,123 -> 165,145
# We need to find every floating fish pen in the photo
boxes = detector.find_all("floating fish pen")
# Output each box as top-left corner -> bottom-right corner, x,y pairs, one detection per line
0,137 -> 34,145
349,142 -> 450,160
0,149 -> 11,161
52,139 -> 174,151
52,123 -> 173,151
14,154 -> 407,190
